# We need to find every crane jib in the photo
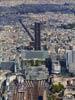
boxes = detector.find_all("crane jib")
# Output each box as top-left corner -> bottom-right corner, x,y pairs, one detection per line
19,19 -> 34,41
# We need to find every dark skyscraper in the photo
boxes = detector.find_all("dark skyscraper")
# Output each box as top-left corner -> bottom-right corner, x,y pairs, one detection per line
34,22 -> 41,50
45,57 -> 52,75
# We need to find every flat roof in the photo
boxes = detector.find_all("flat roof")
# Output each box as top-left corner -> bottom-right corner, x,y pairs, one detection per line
21,50 -> 49,60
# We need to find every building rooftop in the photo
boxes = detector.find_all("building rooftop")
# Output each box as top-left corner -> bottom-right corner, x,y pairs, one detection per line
21,50 -> 49,60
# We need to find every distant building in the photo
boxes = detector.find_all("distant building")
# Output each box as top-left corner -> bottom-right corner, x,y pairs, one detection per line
0,61 -> 15,73
66,50 -> 73,66
66,50 -> 75,74
59,58 -> 68,75
21,50 -> 49,60
52,61 -> 61,74
45,57 -> 52,75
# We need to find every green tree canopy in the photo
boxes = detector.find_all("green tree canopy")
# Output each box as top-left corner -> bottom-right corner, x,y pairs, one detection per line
51,83 -> 64,93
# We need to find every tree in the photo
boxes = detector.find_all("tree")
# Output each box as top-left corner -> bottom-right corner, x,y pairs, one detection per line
48,94 -> 56,100
51,83 -> 64,93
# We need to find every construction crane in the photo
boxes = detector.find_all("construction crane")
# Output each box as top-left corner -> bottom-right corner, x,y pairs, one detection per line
18,19 -> 41,50
18,19 -> 34,41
